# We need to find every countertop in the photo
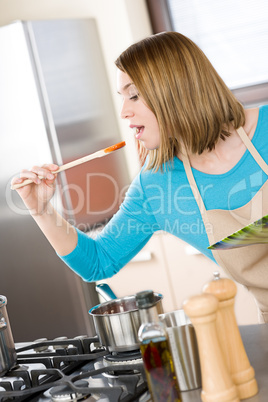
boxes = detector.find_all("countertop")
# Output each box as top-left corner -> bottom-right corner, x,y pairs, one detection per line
180,323 -> 268,402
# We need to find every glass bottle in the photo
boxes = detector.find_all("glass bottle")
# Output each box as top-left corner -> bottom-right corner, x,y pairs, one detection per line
136,290 -> 181,402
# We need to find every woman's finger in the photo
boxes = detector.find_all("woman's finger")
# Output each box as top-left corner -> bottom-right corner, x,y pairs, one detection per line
42,163 -> 59,171
12,164 -> 59,189
11,177 -> 24,185
19,170 -> 41,184
30,166 -> 56,181
42,164 -> 59,181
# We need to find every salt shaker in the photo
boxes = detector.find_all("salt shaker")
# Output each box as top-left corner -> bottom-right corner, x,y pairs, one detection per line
203,272 -> 258,399
183,293 -> 239,402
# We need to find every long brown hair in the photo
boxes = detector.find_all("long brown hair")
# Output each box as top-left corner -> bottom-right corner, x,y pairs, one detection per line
115,31 -> 245,171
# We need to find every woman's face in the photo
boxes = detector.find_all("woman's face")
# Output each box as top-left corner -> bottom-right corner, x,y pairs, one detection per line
117,69 -> 160,150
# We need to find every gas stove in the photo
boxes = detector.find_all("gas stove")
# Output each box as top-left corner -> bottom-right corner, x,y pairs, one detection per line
0,336 -> 150,401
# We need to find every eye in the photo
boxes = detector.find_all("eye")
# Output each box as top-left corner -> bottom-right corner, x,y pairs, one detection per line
130,95 -> 139,101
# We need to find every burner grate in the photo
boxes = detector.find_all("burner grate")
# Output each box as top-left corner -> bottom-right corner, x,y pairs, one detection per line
0,337 -> 148,401
0,364 -> 148,402
15,336 -> 101,357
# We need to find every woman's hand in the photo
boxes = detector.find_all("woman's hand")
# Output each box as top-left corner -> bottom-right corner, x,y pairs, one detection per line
11,164 -> 59,215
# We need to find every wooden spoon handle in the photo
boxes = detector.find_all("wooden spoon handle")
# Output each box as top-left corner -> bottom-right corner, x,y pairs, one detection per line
11,141 -> 125,190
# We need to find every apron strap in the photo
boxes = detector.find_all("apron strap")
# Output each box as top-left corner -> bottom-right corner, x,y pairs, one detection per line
236,126 -> 268,175
180,145 -> 211,231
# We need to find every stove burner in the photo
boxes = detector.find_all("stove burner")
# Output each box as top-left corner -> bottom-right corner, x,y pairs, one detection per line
49,380 -> 89,401
104,350 -> 142,365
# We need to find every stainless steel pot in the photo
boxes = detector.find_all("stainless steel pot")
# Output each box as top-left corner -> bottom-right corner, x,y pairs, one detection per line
0,296 -> 17,375
89,284 -> 163,352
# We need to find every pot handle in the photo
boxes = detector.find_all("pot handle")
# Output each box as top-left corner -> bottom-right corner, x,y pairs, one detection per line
95,283 -> 117,301
0,317 -> 7,331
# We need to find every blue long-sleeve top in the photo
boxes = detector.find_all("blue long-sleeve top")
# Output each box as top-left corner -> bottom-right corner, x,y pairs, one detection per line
59,105 -> 268,282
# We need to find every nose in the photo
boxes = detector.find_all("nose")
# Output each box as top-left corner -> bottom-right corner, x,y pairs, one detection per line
120,99 -> 134,120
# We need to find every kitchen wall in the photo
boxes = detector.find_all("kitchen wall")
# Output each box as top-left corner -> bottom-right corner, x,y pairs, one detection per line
0,0 -> 151,179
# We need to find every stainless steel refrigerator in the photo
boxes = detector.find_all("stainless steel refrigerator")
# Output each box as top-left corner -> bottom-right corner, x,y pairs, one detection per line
0,19 -> 129,341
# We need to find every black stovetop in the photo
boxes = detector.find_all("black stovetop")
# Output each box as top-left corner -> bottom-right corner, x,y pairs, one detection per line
0,336 -> 150,402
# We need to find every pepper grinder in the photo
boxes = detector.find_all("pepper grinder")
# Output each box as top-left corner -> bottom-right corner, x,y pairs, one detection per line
183,293 -> 239,402
203,272 -> 258,400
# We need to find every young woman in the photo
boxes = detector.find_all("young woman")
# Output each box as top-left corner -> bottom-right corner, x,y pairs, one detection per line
12,32 -> 268,322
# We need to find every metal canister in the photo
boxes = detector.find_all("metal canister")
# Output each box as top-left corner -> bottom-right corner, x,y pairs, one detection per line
159,309 -> 202,391
0,296 -> 17,374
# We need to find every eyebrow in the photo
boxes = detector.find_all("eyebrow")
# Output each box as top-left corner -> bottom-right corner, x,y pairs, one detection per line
117,82 -> 134,95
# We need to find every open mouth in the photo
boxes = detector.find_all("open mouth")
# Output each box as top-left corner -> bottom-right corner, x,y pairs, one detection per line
135,126 -> 144,140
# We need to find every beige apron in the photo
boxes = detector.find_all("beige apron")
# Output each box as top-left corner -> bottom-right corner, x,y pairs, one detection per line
181,127 -> 268,323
